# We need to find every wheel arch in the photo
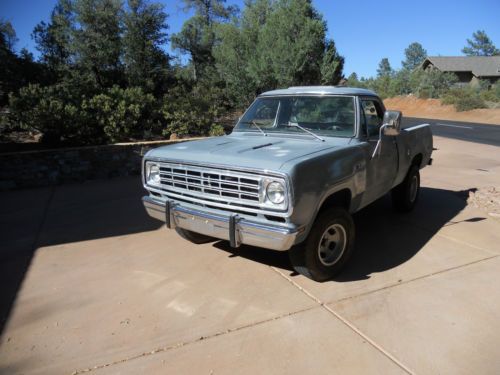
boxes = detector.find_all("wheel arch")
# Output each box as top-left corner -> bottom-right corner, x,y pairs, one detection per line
295,187 -> 354,245
318,188 -> 352,215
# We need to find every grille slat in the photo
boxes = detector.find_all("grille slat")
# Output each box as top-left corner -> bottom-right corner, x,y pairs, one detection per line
159,171 -> 259,190
156,162 -> 262,208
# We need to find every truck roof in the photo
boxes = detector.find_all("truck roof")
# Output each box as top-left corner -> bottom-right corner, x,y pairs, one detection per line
260,86 -> 377,97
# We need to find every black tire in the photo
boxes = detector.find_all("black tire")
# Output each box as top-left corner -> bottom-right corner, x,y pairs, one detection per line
289,207 -> 355,282
392,165 -> 420,212
175,227 -> 216,244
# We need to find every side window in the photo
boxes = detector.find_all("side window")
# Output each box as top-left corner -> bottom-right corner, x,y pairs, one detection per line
361,99 -> 384,137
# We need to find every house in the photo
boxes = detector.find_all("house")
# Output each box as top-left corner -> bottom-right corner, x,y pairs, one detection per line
421,56 -> 500,87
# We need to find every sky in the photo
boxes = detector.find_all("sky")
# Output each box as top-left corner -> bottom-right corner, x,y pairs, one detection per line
1,0 -> 499,78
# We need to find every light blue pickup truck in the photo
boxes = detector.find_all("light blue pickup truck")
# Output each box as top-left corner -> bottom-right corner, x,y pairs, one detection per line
142,86 -> 433,281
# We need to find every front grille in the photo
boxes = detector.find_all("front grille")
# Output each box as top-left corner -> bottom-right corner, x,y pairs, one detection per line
149,161 -> 288,213
159,162 -> 260,203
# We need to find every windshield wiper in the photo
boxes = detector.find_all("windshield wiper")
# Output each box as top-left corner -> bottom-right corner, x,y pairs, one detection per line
239,120 -> 267,136
282,121 -> 324,142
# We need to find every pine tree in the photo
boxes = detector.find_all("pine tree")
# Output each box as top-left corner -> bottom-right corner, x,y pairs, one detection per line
377,58 -> 392,77
123,0 -> 170,90
32,0 -> 75,72
462,30 -> 500,56
73,0 -> 123,87
402,42 -> 427,70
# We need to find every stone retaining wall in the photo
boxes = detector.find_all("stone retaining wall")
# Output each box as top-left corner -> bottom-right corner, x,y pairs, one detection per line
0,139 -> 200,191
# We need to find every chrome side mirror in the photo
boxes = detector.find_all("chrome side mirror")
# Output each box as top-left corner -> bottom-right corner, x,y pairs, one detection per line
371,110 -> 402,159
382,110 -> 402,136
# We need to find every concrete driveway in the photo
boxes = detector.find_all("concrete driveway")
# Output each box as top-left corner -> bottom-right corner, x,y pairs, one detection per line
1,135 -> 499,374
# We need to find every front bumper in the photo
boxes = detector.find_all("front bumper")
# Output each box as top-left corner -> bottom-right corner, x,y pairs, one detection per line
143,196 -> 298,251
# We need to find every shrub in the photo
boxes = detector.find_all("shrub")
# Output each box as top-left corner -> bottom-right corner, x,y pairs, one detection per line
415,70 -> 457,99
479,84 -> 500,102
441,88 -> 487,111
209,123 -> 225,136
83,86 -> 159,143
8,84 -> 105,145
455,96 -> 487,111
161,86 -> 216,138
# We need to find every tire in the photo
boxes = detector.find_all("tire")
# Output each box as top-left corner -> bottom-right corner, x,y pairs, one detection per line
392,165 -> 420,212
289,207 -> 355,282
175,227 -> 216,244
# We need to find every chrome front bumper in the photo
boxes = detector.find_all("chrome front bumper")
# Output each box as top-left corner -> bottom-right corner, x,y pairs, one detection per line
143,196 -> 298,251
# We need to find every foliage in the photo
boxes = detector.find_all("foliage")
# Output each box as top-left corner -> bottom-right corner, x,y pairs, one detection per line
441,88 -> 487,111
32,0 -> 74,73
413,70 -> 458,99
320,40 -> 344,85
73,0 -> 123,88
1,20 -> 48,107
161,84 -> 216,137
462,30 -> 500,56
8,83 -> 104,144
123,0 -> 170,91
376,58 -> 392,78
479,89 -> 500,103
171,0 -> 236,81
84,86 -> 158,142
213,0 -> 344,107
209,123 -> 225,136
401,42 -> 427,70
0,19 -> 18,50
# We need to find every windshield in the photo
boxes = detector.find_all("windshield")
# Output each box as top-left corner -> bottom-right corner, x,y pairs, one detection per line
234,95 -> 355,138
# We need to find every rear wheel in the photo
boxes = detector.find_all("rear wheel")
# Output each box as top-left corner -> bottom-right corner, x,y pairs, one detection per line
392,165 -> 420,212
175,228 -> 216,244
289,207 -> 355,281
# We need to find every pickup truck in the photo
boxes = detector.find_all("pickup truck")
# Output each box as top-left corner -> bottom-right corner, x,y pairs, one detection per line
142,86 -> 433,281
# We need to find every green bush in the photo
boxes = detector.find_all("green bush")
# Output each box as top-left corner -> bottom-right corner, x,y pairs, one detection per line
455,96 -> 487,111
161,86 -> 216,138
441,88 -> 487,111
209,123 -> 225,136
479,88 -> 500,103
415,70 -> 458,99
83,86 -> 159,143
8,83 -> 105,145
8,83 -> 163,144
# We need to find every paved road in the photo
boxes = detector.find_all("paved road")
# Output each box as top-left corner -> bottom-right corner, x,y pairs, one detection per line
404,117 -> 500,147
1,138 -> 500,374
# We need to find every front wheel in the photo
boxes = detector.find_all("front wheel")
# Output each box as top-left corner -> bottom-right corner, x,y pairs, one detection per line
289,207 -> 355,282
392,165 -> 420,212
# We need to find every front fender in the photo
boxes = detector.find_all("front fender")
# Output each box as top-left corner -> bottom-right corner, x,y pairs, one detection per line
285,145 -> 366,244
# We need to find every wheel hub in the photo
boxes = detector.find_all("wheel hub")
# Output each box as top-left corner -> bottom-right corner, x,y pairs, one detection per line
318,223 -> 347,266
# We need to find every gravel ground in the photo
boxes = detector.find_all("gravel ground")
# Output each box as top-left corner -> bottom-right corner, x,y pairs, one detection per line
468,186 -> 500,219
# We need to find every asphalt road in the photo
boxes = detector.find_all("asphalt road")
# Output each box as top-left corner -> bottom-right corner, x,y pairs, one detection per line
403,117 -> 500,147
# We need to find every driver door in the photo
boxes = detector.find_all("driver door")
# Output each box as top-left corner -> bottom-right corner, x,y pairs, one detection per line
359,97 -> 398,206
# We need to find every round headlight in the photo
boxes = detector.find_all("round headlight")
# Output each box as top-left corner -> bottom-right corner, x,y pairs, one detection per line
266,181 -> 285,204
148,164 -> 161,184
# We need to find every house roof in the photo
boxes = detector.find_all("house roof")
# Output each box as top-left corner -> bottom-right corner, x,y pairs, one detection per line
423,56 -> 500,77
260,86 -> 377,97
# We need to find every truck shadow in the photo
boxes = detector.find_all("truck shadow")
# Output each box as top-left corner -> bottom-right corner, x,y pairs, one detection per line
213,187 -> 483,281
0,177 -> 162,337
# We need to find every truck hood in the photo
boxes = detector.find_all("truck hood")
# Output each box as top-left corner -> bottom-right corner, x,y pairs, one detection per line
146,134 -> 351,171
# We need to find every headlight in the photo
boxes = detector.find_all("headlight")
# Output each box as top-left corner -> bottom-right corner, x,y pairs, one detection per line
266,181 -> 285,204
146,162 -> 161,185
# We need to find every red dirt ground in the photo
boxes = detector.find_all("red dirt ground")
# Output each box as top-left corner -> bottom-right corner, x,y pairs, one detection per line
384,96 -> 500,125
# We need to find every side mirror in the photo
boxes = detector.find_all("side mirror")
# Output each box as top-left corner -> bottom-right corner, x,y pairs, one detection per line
371,110 -> 402,159
382,110 -> 402,136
